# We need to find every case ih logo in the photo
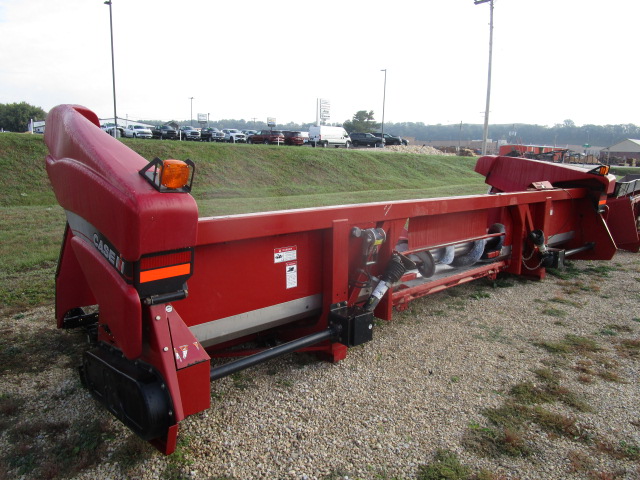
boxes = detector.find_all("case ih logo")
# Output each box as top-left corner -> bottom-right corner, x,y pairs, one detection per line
93,232 -> 126,274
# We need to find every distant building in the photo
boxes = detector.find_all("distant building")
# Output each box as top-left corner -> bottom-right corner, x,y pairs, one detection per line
32,118 -> 155,134
32,120 -> 46,134
605,139 -> 640,162
99,118 -> 155,129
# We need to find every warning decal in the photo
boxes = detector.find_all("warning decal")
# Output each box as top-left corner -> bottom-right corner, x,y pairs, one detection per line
285,261 -> 297,289
274,246 -> 297,263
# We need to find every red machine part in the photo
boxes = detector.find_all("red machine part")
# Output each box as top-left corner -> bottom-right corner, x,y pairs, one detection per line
498,144 -> 567,162
606,194 -> 640,252
477,155 -> 639,253
44,105 -> 632,454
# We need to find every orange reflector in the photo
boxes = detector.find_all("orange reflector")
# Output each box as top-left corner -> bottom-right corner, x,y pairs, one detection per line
598,165 -> 610,175
160,159 -> 190,189
140,250 -> 192,270
140,263 -> 191,283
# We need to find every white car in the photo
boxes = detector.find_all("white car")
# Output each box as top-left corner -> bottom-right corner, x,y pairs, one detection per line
123,125 -> 153,139
222,129 -> 246,143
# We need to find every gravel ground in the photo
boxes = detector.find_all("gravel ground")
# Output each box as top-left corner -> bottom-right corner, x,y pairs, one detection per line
1,252 -> 639,480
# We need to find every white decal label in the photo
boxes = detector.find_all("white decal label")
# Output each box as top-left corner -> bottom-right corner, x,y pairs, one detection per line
274,246 -> 297,263
285,261 -> 298,289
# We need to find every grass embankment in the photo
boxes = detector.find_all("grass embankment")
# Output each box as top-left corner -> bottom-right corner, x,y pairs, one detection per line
0,133 -> 486,312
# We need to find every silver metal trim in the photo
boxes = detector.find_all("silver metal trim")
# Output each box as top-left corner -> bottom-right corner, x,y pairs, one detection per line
191,294 -> 323,348
547,231 -> 574,246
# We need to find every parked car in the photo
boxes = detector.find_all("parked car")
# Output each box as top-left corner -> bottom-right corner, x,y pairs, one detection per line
222,129 -> 246,143
372,132 -> 408,146
247,129 -> 285,145
152,125 -> 178,140
200,127 -> 225,142
179,126 -> 201,141
283,131 -> 305,146
242,129 -> 258,138
308,126 -> 351,148
123,125 -> 152,139
102,123 -> 124,137
350,132 -> 385,148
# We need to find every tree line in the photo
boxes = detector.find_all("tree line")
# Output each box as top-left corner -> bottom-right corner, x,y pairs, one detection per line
194,113 -> 640,147
3,102 -> 638,147
0,102 -> 47,132
382,119 -> 640,148
338,112 -> 640,147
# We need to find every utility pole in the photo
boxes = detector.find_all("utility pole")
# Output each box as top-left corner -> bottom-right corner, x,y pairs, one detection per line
474,0 -> 494,155
381,69 -> 387,143
189,97 -> 194,126
104,0 -> 118,138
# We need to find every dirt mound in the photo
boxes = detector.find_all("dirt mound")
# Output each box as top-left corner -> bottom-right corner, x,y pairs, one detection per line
384,144 -> 452,155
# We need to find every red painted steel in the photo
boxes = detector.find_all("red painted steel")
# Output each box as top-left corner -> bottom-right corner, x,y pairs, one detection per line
498,144 -> 566,162
43,105 -> 637,454
45,105 -> 199,260
606,195 -> 640,252
476,155 -> 615,195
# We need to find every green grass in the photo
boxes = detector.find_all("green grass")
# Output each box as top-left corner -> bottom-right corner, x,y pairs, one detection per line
0,325 -> 86,376
162,435 -> 193,480
610,166 -> 640,177
462,355 -> 595,461
541,307 -> 567,318
0,134 -> 54,206
535,334 -> 601,355
5,417 -> 114,478
0,133 -> 487,313
509,381 -> 592,412
417,449 -> 472,479
462,424 -> 533,458
616,338 -> 640,358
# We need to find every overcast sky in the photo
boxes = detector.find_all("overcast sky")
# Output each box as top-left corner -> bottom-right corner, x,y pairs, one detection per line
1,0 -> 638,127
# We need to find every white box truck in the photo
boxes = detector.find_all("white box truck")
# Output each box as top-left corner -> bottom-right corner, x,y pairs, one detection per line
308,126 -> 351,148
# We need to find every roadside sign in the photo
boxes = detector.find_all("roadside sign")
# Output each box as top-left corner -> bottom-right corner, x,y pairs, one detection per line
320,99 -> 330,120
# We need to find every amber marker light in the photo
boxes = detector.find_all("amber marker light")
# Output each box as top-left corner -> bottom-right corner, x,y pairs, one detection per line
139,157 -> 195,192
588,164 -> 610,176
160,159 -> 190,189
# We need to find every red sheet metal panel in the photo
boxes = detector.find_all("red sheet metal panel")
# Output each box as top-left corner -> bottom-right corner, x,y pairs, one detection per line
476,155 -> 615,195
45,104 -> 199,260
606,196 -> 640,252
408,210 -> 488,249
55,225 -> 96,328
70,235 -> 142,359
180,230 -> 325,326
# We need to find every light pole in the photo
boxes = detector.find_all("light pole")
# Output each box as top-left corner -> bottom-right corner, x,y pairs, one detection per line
104,0 -> 117,138
189,97 -> 194,126
474,0 -> 493,155
380,69 -> 387,144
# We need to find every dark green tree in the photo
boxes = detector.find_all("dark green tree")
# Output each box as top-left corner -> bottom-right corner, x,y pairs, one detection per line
0,102 -> 47,132
343,110 -> 380,133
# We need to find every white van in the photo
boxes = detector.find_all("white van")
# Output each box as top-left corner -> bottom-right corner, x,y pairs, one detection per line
308,126 -> 351,148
